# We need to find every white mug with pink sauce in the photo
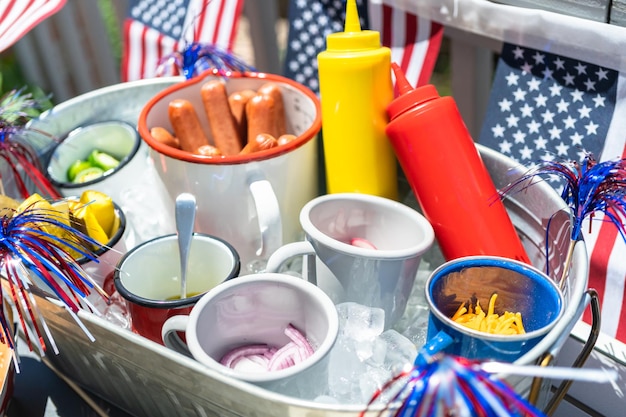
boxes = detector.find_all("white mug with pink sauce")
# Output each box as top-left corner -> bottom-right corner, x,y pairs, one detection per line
265,193 -> 435,329
138,70 -> 321,274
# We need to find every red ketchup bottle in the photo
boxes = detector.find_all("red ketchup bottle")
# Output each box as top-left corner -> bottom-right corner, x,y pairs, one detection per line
386,63 -> 530,263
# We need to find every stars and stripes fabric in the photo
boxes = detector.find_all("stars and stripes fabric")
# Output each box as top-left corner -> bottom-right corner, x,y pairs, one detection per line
121,0 -> 244,82
367,0 -> 443,91
282,0 -> 443,95
0,0 -> 67,53
478,43 -> 626,343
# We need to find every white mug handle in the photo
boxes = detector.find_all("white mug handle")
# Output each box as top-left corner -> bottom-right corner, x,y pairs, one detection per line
248,173 -> 283,258
265,240 -> 317,283
161,315 -> 191,357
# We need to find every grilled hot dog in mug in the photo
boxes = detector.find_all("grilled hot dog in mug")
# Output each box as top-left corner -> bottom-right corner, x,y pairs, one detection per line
258,82 -> 286,137
168,99 -> 210,153
201,80 -> 243,156
150,126 -> 181,149
228,89 -> 256,146
246,94 -> 278,144
196,144 -> 223,156
240,133 -> 278,155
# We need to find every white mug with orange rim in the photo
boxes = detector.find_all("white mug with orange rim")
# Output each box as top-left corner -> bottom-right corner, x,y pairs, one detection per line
138,70 -> 321,274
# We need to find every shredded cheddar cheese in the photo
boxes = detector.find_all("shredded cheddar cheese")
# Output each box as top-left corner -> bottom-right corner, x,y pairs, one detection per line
451,293 -> 525,335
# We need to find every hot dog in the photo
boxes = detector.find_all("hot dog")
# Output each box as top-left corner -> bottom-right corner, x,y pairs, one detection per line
201,80 -> 242,156
228,89 -> 256,145
195,144 -> 223,157
240,133 -> 278,155
168,99 -> 210,153
246,94 -> 278,144
277,134 -> 296,147
257,82 -> 286,137
150,126 -> 181,149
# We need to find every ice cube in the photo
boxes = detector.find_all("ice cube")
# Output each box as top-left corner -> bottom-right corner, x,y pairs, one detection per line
376,329 -> 417,373
337,302 -> 385,341
327,332 -> 364,402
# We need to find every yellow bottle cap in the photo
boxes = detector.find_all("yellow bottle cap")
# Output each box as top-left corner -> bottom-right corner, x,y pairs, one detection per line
326,0 -> 380,51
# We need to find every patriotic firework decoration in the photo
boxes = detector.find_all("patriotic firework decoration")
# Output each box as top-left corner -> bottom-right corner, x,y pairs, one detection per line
361,352 -> 618,416
0,89 -> 61,200
0,199 -> 108,360
0,92 -> 109,356
362,355 -> 546,417
155,41 -> 254,80
498,154 -> 626,288
479,43 -> 626,341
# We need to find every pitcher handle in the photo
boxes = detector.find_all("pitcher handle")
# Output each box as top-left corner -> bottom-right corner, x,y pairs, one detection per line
161,315 -> 192,357
265,240 -> 317,283
248,175 -> 283,258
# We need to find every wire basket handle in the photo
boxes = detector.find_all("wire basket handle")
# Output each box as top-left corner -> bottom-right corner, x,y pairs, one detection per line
527,288 -> 601,414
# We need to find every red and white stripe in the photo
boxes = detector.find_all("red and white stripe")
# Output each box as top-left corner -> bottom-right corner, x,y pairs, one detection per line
122,21 -> 179,82
189,0 -> 243,49
582,72 -> 626,342
0,0 -> 66,53
122,0 -> 243,82
368,0 -> 443,88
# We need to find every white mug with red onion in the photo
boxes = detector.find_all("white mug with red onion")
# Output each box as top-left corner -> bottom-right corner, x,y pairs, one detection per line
265,193 -> 435,329
161,273 -> 338,398
138,70 -> 321,274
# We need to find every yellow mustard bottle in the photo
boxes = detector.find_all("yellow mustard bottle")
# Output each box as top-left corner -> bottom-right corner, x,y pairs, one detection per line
317,0 -> 397,200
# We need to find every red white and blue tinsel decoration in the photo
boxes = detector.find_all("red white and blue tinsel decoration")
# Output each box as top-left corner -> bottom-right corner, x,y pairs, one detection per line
0,88 -> 61,200
0,200 -> 108,362
155,41 -> 256,80
497,153 -> 626,286
362,354 -> 546,417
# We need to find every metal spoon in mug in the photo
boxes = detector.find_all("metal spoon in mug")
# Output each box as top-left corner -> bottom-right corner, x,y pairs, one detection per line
176,193 -> 197,299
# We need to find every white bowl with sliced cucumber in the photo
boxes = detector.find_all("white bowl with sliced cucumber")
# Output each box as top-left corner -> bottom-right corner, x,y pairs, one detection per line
46,121 -> 145,201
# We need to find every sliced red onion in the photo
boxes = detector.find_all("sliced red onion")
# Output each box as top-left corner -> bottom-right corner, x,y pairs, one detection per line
285,323 -> 314,356
267,343 -> 299,371
350,237 -> 377,249
218,324 -> 315,373
237,353 -> 269,368
219,344 -> 271,368
231,355 -> 269,373
263,347 -> 278,359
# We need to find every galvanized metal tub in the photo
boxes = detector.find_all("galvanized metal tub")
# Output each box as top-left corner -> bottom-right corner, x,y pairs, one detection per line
27,79 -> 588,417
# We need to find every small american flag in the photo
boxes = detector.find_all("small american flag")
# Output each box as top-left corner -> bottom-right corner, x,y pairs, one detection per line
122,0 -> 244,81
367,0 -> 442,90
282,0 -> 442,95
0,0 -> 66,53
479,43 -> 626,342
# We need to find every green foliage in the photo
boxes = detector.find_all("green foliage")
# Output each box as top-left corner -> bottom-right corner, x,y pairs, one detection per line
0,52 -> 53,115
97,0 -> 122,71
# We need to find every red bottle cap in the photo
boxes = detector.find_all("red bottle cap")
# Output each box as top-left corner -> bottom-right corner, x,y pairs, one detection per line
387,63 -> 439,120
